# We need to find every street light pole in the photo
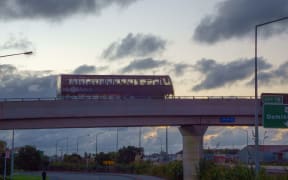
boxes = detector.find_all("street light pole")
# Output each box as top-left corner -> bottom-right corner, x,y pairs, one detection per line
165,126 -> 168,155
139,127 -> 142,148
1,51 -> 33,179
55,137 -> 67,159
66,137 -> 68,154
56,141 -> 58,158
254,16 -> 288,174
239,129 -> 249,164
95,132 -> 104,156
10,129 -> 15,179
116,128 -> 119,151
148,136 -> 163,154
263,131 -> 269,145
76,134 -> 90,154
155,136 -> 163,153
0,51 -> 33,58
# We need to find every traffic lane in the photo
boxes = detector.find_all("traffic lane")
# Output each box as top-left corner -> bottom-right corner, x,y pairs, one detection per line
46,172 -> 164,180
48,172 -> 135,180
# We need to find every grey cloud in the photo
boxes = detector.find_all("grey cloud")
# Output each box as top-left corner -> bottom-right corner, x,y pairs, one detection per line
102,33 -> 167,60
121,58 -> 168,73
173,63 -> 193,77
274,62 -> 288,78
0,35 -> 34,51
248,61 -> 288,85
0,64 -> 56,98
193,0 -> 288,43
0,0 -> 138,21
73,64 -> 96,74
192,58 -> 271,91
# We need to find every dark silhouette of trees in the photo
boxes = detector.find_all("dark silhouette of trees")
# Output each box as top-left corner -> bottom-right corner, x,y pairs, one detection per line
95,152 -> 116,166
0,140 -> 6,153
63,153 -> 82,164
15,145 -> 42,170
117,146 -> 143,164
0,140 -> 10,174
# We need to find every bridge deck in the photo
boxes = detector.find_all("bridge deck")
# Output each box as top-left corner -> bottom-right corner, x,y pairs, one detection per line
0,98 -> 261,129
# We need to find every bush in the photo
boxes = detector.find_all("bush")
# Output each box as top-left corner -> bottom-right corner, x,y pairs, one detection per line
128,161 -> 182,180
196,159 -> 288,180
133,161 -> 152,174
166,161 -> 183,180
0,158 -> 11,176
150,164 -> 168,178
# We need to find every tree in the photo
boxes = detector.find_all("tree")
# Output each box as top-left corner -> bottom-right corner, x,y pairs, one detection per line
117,146 -> 143,164
0,140 -> 6,153
95,152 -> 116,166
63,153 -> 82,164
15,145 -> 42,170
0,140 -> 10,175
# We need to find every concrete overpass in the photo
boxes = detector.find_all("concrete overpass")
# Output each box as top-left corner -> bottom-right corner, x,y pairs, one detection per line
0,97 -> 261,129
0,97 -> 262,180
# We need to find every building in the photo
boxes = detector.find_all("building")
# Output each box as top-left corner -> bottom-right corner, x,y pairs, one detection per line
239,145 -> 288,164
176,149 -> 239,163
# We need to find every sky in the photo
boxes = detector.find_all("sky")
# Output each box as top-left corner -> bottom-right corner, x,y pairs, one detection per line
0,0 -> 288,156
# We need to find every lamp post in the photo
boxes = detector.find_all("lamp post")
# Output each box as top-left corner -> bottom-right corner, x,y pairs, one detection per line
150,136 -> 163,153
165,126 -> 168,155
0,51 -> 33,58
254,16 -> 288,174
263,131 -> 269,145
159,137 -> 163,153
148,136 -> 163,154
116,128 -> 119,151
55,137 -> 68,159
76,134 -> 90,154
10,129 -> 15,179
239,129 -> 249,164
1,51 -> 33,179
95,132 -> 104,156
239,129 -> 249,147
139,127 -> 142,148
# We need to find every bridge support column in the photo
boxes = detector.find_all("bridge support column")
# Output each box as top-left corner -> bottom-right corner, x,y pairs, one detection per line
179,125 -> 208,180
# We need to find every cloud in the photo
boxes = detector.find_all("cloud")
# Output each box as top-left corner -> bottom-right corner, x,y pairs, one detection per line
0,64 -> 55,98
192,57 -> 271,91
102,33 -> 167,60
0,35 -> 34,51
0,0 -> 138,22
247,61 -> 288,85
193,0 -> 288,43
121,58 -> 168,73
173,63 -> 193,77
72,64 -> 96,74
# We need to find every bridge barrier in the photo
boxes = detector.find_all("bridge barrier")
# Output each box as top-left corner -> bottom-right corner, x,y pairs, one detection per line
0,96 -> 256,102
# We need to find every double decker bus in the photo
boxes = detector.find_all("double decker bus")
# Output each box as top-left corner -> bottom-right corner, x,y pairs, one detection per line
57,74 -> 174,99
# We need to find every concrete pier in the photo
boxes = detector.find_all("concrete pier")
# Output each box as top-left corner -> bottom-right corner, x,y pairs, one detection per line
179,125 -> 208,180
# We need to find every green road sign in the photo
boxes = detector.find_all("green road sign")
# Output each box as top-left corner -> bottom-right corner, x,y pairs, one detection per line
262,95 -> 283,104
263,104 -> 288,128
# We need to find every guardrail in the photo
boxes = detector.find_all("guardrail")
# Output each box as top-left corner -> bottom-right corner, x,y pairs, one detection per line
0,96 -> 257,102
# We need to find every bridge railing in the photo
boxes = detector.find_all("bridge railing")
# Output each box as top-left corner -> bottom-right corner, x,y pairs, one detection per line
0,96 -> 256,102
170,96 -> 255,100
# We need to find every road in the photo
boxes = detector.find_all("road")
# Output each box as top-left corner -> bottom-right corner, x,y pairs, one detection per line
19,172 -> 165,180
